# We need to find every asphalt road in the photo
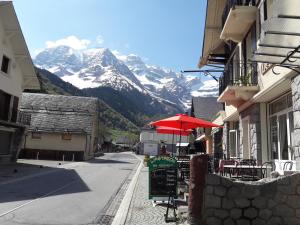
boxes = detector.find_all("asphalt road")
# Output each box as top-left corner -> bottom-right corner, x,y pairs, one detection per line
0,152 -> 140,225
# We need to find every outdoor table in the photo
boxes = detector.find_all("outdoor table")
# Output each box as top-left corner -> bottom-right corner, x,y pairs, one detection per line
223,165 -> 268,180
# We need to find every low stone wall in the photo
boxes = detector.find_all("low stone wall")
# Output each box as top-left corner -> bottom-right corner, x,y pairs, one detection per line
203,173 -> 300,225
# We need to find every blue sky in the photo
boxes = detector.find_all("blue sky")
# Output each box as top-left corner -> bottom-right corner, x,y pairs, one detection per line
13,0 -> 206,72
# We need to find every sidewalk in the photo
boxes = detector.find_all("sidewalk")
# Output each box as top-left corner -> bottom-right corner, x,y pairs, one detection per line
125,166 -> 179,225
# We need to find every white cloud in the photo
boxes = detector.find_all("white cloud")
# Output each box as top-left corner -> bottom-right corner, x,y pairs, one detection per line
96,35 -> 104,45
45,35 -> 91,50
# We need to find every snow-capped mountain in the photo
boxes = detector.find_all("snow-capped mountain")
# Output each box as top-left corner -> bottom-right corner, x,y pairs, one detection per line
34,46 -> 218,109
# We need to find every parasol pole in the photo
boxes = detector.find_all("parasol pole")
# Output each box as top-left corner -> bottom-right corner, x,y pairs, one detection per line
171,131 -> 174,157
179,121 -> 182,155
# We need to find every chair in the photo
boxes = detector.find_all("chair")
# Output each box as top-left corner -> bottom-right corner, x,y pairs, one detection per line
261,161 -> 276,178
219,160 -> 236,176
283,161 -> 293,171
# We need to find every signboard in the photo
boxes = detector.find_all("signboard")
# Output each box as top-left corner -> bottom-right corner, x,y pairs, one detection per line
144,143 -> 158,156
148,156 -> 177,199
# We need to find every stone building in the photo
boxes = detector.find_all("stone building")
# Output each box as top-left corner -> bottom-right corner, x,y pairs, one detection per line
199,0 -> 300,173
19,93 -> 100,161
0,1 -> 40,164
190,96 -> 223,155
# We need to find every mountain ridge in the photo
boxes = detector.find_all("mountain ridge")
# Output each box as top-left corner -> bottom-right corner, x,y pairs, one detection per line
34,45 -> 218,110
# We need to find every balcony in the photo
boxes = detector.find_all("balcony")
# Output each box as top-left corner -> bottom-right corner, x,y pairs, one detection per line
220,0 -> 257,42
218,61 -> 259,106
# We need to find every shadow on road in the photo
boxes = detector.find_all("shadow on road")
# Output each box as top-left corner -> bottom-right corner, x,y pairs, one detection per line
0,167 -> 91,204
87,158 -> 133,164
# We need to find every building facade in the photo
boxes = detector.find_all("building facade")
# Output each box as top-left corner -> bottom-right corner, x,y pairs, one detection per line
19,93 -> 100,161
200,0 -> 300,173
190,96 -> 223,154
139,128 -> 189,155
0,2 -> 40,164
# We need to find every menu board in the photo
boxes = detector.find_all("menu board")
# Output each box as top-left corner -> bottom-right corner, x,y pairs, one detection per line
148,156 -> 177,199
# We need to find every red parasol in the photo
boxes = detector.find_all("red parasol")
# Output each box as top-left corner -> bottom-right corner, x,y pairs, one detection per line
156,126 -> 192,136
150,114 -> 222,130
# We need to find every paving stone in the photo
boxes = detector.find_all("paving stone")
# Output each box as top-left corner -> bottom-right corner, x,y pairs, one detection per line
224,218 -> 235,225
296,186 -> 300,195
277,185 -> 296,195
242,185 -> 260,199
266,217 -> 283,225
214,209 -> 229,219
252,196 -> 267,209
267,199 -> 277,208
277,176 -> 290,185
206,209 -> 214,216
205,185 -> 214,194
206,217 -> 222,225
214,186 -> 227,197
284,217 -> 300,225
286,195 -> 300,209
260,183 -> 277,198
244,207 -> 258,219
252,218 -> 266,225
230,208 -> 242,219
125,167 -> 174,225
206,174 -> 220,185
205,194 -> 221,208
273,204 -> 295,217
236,218 -> 250,225
228,186 -> 241,198
222,198 -> 235,209
234,198 -> 250,208
259,209 -> 272,220
221,177 -> 233,188
296,209 -> 300,218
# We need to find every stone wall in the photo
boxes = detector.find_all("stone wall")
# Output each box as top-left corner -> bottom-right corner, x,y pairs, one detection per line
202,173 -> 300,225
239,104 -> 262,161
291,74 -> 300,170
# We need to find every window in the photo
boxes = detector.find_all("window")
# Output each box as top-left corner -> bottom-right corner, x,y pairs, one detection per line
1,55 -> 10,74
62,133 -> 72,140
32,132 -> 42,139
0,90 -> 11,121
268,93 -> 294,161
229,130 -> 238,158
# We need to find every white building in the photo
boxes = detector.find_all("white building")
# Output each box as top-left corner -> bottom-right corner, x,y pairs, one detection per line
0,1 -> 40,164
139,128 -> 189,155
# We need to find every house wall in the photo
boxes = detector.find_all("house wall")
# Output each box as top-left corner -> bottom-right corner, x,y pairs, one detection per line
239,104 -> 262,161
25,132 -> 87,152
203,173 -> 300,225
0,20 -> 23,98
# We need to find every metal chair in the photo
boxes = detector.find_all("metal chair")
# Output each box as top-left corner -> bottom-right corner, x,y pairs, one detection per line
283,161 -> 293,171
261,161 -> 276,178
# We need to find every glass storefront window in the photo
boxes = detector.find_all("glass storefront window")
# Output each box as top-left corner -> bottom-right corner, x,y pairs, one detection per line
268,92 -> 294,161
270,116 -> 278,159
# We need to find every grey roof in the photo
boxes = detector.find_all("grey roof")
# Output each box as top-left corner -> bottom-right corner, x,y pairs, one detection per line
191,97 -> 222,121
20,93 -> 99,134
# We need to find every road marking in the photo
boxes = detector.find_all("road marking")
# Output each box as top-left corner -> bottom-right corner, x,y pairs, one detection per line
0,179 -> 77,218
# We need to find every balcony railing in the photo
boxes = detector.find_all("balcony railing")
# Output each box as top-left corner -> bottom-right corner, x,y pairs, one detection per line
222,0 -> 256,27
219,61 -> 258,95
